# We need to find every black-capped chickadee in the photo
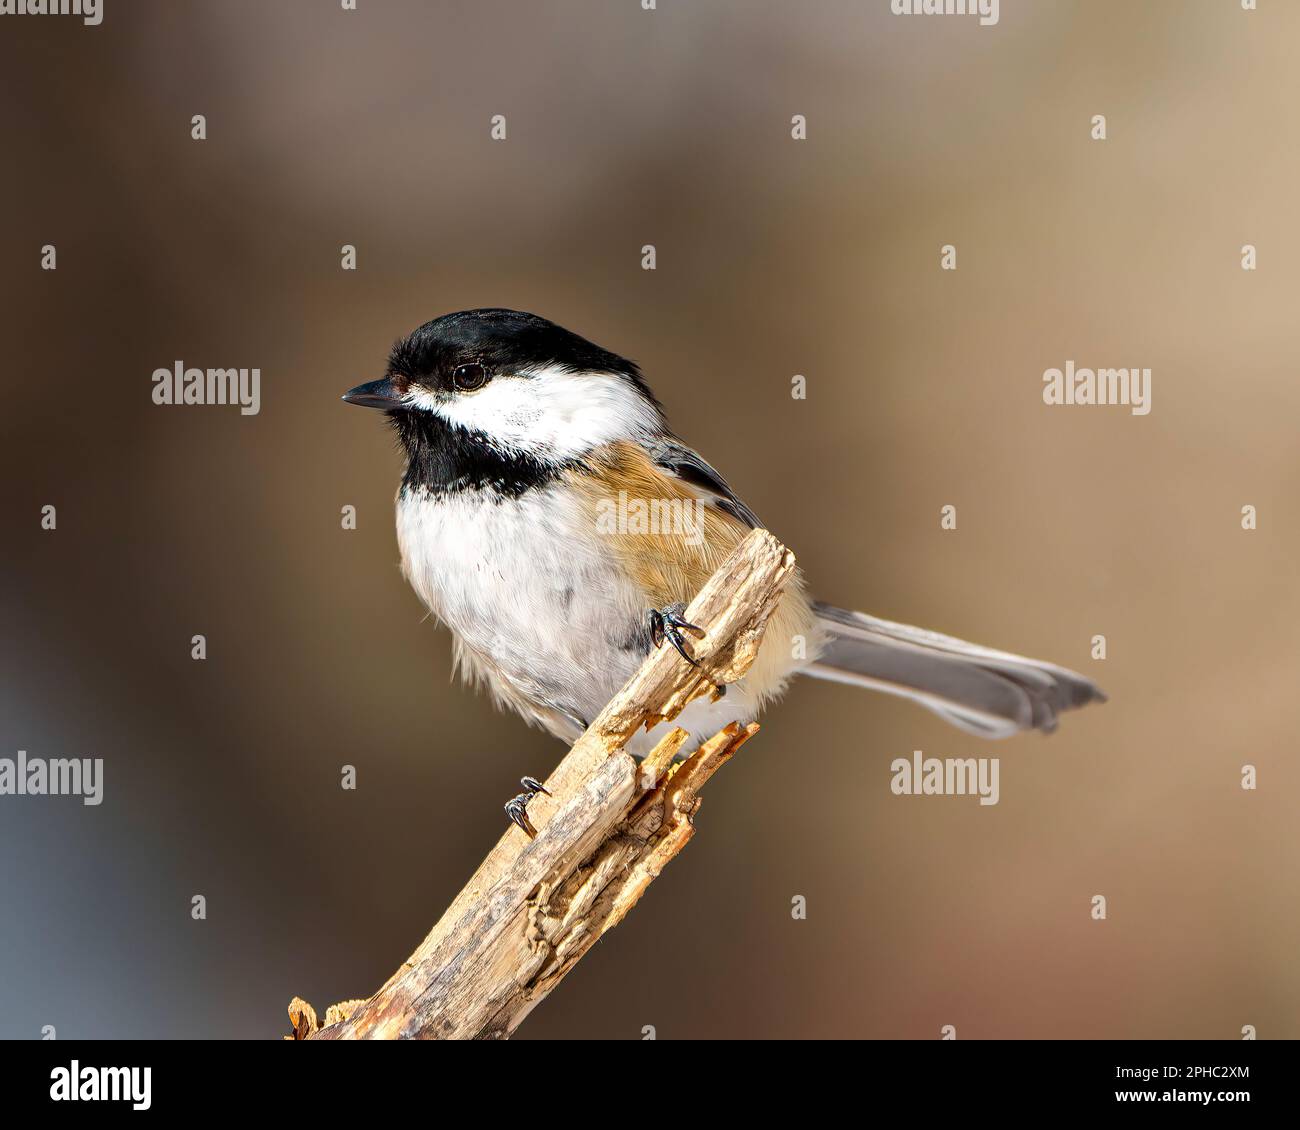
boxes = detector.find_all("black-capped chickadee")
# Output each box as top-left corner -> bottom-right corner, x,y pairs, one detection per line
344,309 -> 1105,826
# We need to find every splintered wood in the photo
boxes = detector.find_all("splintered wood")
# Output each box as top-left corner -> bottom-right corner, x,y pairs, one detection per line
290,529 -> 794,1040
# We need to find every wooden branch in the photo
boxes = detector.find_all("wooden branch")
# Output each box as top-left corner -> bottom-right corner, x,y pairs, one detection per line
288,528 -> 795,1041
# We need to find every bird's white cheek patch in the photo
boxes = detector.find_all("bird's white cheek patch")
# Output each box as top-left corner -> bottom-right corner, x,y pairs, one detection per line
401,384 -> 544,451
411,368 -> 660,460
403,388 -> 446,413
500,399 -> 545,432
441,379 -> 549,452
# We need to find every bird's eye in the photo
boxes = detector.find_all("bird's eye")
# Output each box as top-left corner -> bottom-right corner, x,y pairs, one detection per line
452,362 -> 489,391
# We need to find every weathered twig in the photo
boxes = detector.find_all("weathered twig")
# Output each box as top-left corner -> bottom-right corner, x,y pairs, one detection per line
288,528 -> 795,1040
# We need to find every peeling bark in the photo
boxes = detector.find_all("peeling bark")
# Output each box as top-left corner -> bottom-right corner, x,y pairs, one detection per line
289,529 -> 794,1040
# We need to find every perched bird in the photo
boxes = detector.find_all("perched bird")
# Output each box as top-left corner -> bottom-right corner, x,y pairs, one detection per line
343,309 -> 1105,830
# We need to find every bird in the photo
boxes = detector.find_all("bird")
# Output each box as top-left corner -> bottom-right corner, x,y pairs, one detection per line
343,308 -> 1106,831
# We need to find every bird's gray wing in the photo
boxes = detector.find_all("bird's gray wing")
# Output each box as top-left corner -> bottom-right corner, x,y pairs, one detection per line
640,436 -> 762,529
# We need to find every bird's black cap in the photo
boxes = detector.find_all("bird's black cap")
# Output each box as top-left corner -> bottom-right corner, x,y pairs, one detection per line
381,308 -> 661,409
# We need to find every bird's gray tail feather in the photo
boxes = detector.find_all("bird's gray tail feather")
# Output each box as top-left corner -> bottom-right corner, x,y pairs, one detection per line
802,601 -> 1106,739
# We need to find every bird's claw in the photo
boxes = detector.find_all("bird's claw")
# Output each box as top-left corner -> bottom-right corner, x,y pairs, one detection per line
505,775 -> 551,839
648,603 -> 703,667
519,775 -> 549,797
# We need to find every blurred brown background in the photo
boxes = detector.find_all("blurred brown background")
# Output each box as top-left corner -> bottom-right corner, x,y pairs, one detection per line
2,0 -> 1297,1040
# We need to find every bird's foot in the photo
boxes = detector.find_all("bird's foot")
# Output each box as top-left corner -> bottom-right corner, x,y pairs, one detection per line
648,602 -> 704,666
504,775 -> 550,839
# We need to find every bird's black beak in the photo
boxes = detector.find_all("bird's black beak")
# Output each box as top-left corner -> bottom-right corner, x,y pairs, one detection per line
341,377 -> 404,410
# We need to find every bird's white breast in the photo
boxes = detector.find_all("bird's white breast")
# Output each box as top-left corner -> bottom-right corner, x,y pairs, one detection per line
395,482 -> 774,756
395,484 -> 647,728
